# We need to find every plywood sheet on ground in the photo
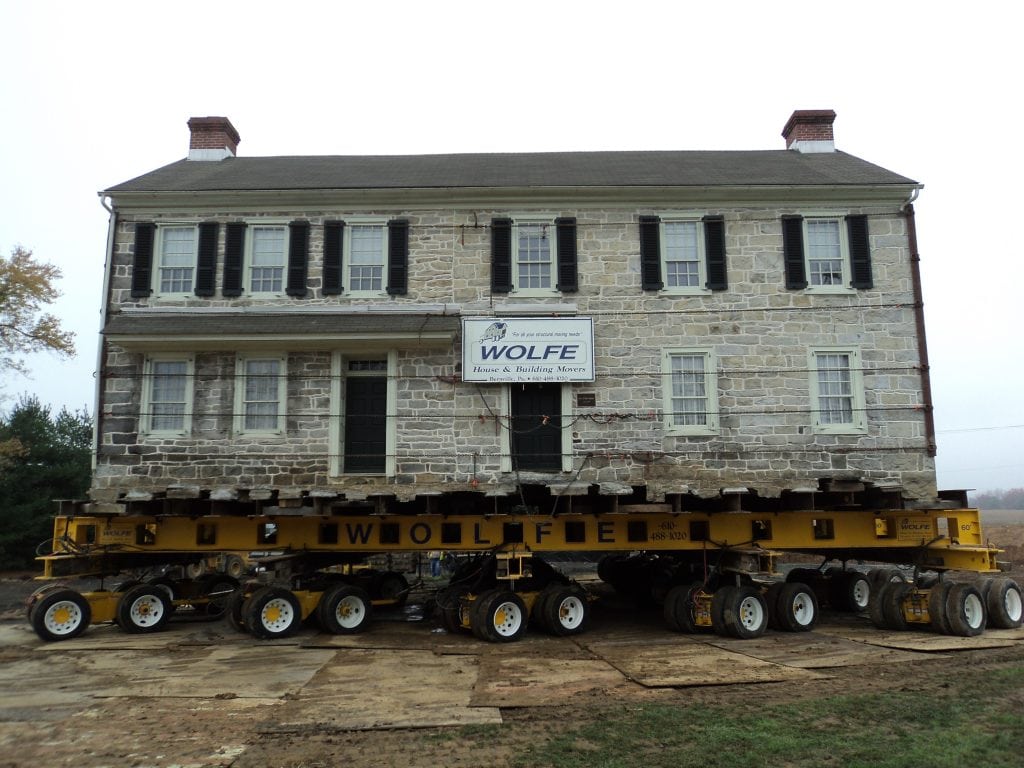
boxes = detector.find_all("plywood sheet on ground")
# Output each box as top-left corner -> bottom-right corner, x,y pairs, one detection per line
263,648 -> 502,731
471,655 -> 640,706
589,642 -> 823,687
816,624 -> 1024,652
30,619 -> 304,652
701,631 -> 941,668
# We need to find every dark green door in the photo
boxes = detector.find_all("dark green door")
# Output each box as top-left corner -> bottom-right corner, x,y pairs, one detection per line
344,377 -> 387,473
511,383 -> 562,471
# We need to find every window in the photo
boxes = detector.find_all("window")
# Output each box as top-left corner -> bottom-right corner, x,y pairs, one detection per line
640,215 -> 727,292
782,214 -> 872,292
809,348 -> 867,433
248,226 -> 287,294
347,224 -> 386,293
142,357 -> 193,434
235,356 -> 286,434
155,226 -> 197,295
490,217 -> 577,294
663,349 -> 719,435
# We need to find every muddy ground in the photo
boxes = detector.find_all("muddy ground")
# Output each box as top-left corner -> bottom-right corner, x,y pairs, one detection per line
0,516 -> 1021,768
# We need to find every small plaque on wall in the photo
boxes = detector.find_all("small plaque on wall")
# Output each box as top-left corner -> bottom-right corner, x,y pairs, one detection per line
577,393 -> 596,407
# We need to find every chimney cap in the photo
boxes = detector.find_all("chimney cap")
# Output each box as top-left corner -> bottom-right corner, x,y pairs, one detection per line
782,109 -> 837,153
187,116 -> 240,161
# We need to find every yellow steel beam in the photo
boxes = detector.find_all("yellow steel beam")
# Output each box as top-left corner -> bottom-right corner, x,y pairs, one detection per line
41,507 -> 1003,575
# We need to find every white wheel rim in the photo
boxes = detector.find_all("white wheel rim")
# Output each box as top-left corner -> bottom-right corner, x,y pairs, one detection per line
128,595 -> 165,627
44,600 -> 84,636
1003,587 -> 1023,622
738,596 -> 765,630
492,601 -> 523,637
557,596 -> 584,629
789,592 -> 815,627
851,578 -> 871,609
260,598 -> 296,632
964,593 -> 984,629
334,596 -> 365,629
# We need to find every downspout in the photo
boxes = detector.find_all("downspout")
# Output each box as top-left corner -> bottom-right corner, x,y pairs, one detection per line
93,194 -> 117,472
903,192 -> 937,458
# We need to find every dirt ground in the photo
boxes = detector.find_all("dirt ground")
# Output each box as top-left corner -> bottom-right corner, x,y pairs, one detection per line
1,516 -> 1021,768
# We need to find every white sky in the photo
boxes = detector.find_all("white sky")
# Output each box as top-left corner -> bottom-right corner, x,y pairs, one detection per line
1,0 -> 1021,493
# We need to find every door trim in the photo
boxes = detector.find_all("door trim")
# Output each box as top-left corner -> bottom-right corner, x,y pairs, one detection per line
330,350 -> 397,477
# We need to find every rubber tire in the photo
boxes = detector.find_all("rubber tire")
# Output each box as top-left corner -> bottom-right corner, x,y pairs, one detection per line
116,584 -> 172,633
541,586 -> 588,637
223,555 -> 246,579
985,577 -> 1023,629
25,583 -> 67,622
30,588 -> 92,642
832,571 -> 872,613
317,584 -> 372,634
721,585 -> 768,639
945,583 -> 986,637
437,586 -> 471,633
774,582 -> 819,632
927,581 -> 954,635
471,590 -> 527,643
764,583 -> 785,630
372,571 -> 409,608
227,589 -> 251,632
145,577 -> 178,615
869,567 -> 904,588
196,576 -> 239,618
531,585 -> 559,633
710,585 -> 737,636
881,581 -> 912,631
245,586 -> 303,639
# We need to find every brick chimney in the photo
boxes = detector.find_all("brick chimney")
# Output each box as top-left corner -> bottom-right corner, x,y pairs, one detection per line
187,116 -> 240,161
782,109 -> 836,153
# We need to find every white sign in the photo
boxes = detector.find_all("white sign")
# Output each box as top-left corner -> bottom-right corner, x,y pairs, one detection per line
462,317 -> 595,382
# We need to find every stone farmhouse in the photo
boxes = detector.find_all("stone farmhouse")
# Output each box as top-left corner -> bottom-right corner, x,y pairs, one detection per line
92,110 -> 936,516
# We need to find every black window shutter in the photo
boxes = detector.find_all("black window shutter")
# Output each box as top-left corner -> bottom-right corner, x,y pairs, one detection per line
223,223 -> 246,297
491,218 -> 513,293
286,221 -> 309,297
847,215 -> 873,289
195,222 -> 218,297
130,223 -> 155,297
781,215 -> 807,290
639,216 -> 662,291
554,217 -> 578,293
322,221 -> 344,295
703,216 -> 727,291
386,219 -> 409,295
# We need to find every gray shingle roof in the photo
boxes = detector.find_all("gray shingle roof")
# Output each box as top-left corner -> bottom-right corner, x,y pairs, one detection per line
105,150 -> 916,193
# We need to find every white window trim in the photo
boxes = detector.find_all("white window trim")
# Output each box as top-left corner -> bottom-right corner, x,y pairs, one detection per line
808,346 -> 868,434
498,385 -> 573,473
329,351 -> 397,477
234,354 -> 287,436
662,348 -> 719,436
659,213 -> 711,295
152,223 -> 198,299
511,216 -> 559,297
140,354 -> 194,436
244,220 -> 290,297
801,212 -> 855,295
342,217 -> 390,297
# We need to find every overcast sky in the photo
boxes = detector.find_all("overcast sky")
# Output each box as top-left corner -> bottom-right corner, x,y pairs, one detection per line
1,1 -> 1020,493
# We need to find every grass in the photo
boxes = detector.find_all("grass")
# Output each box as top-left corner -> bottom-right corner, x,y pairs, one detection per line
506,665 -> 1024,768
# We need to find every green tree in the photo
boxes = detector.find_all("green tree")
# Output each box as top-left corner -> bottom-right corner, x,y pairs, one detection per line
0,396 -> 91,570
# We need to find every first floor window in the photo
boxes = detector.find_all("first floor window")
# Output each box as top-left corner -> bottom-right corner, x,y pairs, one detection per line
250,226 -> 287,293
663,349 -> 718,435
810,348 -> 867,433
236,356 -> 285,433
143,357 -> 192,434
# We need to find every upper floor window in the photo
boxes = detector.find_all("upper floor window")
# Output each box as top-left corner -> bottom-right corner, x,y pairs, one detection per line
249,225 -> 287,294
782,214 -> 872,292
141,356 -> 193,435
809,347 -> 867,434
157,227 -> 197,294
662,348 -> 719,435
490,217 -> 578,295
640,215 -> 727,293
322,219 -> 408,297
